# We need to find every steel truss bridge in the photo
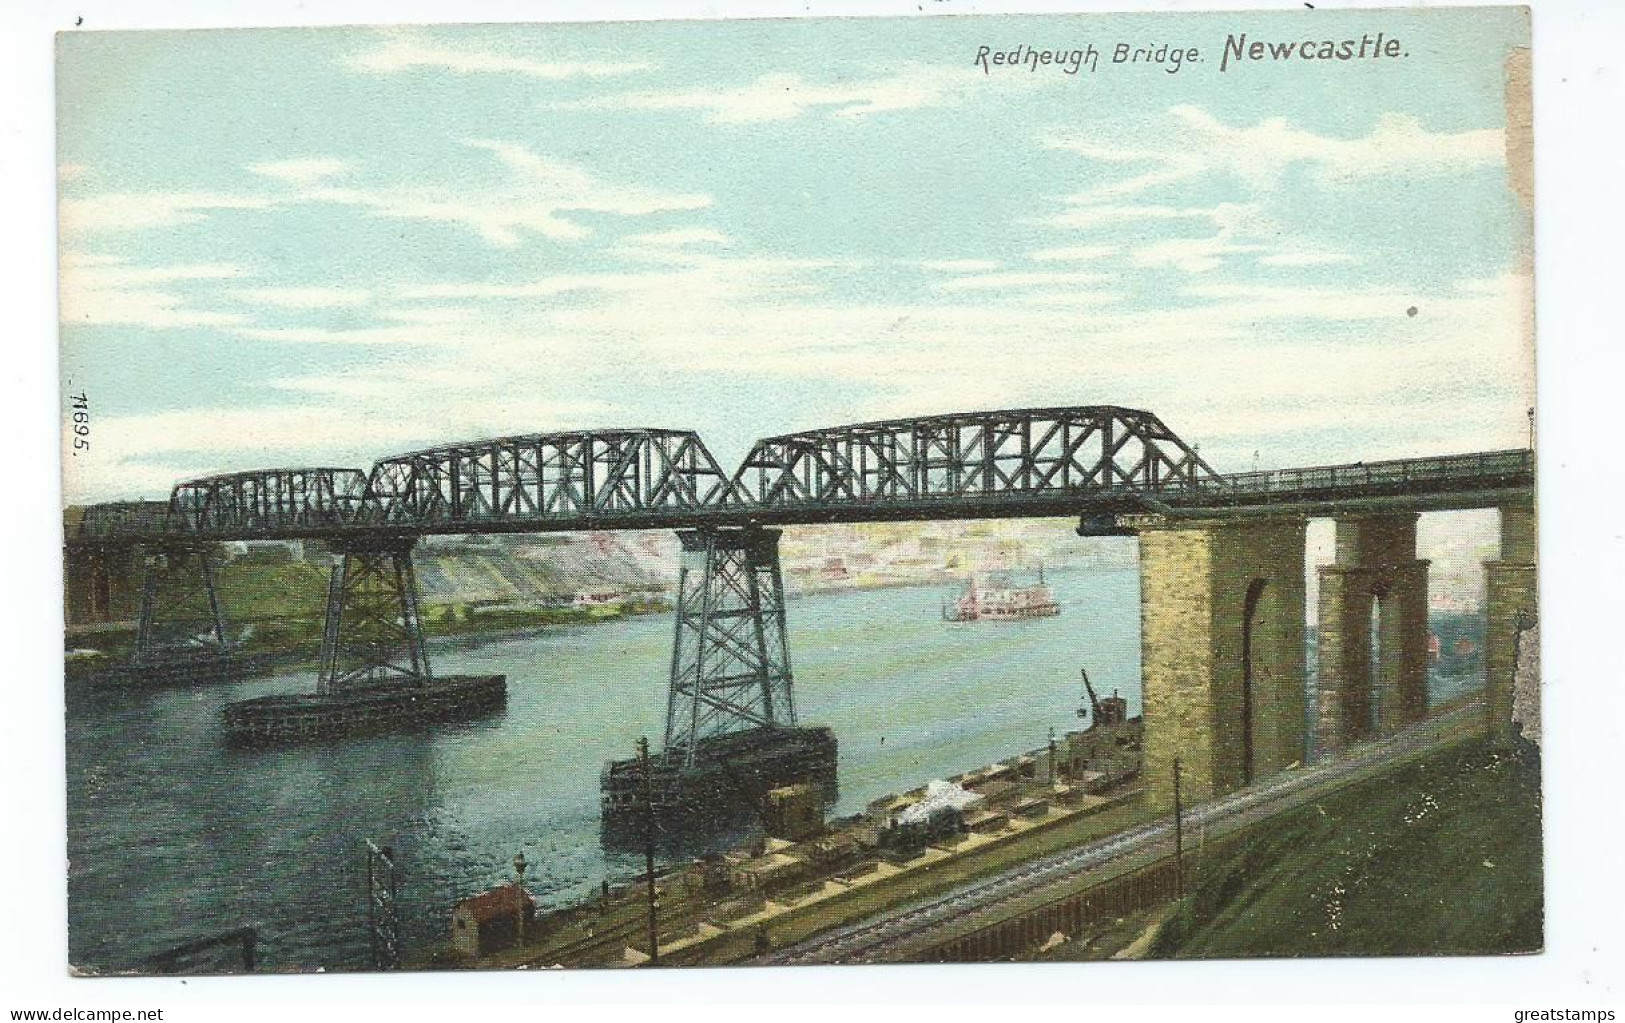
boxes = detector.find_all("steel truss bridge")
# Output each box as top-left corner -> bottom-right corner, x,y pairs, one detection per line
64,405 -> 1534,758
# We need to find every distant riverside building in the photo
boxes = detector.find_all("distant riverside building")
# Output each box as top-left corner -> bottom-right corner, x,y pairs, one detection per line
571,589 -> 626,608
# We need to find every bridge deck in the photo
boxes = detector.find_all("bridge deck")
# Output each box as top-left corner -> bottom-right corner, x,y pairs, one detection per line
67,448 -> 1533,545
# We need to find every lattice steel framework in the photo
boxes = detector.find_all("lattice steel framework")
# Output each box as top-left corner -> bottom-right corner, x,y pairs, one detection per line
729,406 -> 1222,511
664,528 -> 795,765
365,840 -> 402,971
169,468 -> 369,536
363,429 -> 736,529
318,534 -> 431,692
75,500 -> 172,541
133,543 -> 229,665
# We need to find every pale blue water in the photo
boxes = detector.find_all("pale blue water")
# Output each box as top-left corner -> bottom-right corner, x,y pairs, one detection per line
65,566 -> 1141,973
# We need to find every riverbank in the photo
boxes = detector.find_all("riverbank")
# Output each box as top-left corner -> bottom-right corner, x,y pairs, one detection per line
415,717 -> 1146,969
64,598 -> 672,686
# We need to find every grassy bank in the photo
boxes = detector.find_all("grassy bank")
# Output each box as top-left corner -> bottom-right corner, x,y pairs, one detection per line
67,557 -> 670,679
1152,738 -> 1543,959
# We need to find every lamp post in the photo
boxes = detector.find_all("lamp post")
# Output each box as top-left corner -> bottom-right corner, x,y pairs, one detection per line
513,850 -> 528,950
638,736 -> 659,965
1047,726 -> 1057,784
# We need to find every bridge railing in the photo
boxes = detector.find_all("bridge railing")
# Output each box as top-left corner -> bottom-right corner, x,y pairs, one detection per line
1202,449 -> 1534,499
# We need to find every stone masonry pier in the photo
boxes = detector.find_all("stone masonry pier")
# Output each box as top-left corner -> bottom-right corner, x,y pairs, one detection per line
1138,517 -> 1307,812
1314,514 -> 1431,753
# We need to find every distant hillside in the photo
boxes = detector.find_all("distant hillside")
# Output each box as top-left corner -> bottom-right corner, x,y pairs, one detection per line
217,521 -> 1138,612
411,533 -> 677,605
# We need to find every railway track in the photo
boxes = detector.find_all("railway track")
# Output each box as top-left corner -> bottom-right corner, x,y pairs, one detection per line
763,703 -> 1484,965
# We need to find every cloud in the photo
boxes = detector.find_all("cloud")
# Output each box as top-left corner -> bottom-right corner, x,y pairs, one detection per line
1047,105 -> 1506,205
231,286 -> 372,309
1121,205 -> 1264,274
1043,138 -> 1206,202
346,33 -> 649,79
1131,235 -> 1262,274
1040,193 -> 1350,276
933,270 -> 1114,293
63,141 -> 707,250
395,272 -> 682,304
59,254 -> 250,328
1039,203 -> 1220,231
60,192 -> 272,234
1170,106 -> 1505,186
1257,250 -> 1358,268
555,66 -> 983,124
623,228 -> 730,248
248,158 -> 350,185
920,259 -> 1001,273
293,140 -> 712,247
1027,244 -> 1120,262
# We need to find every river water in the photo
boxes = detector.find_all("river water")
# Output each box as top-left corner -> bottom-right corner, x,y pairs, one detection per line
67,566 -> 1143,972
64,564 -> 1478,973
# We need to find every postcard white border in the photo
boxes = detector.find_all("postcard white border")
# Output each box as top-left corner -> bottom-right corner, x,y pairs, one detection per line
3,0 -> 1621,1013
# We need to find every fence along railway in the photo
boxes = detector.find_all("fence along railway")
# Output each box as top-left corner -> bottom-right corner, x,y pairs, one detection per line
63,406 -> 1536,843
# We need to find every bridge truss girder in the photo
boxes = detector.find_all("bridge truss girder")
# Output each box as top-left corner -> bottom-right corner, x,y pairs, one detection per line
729,406 -> 1221,512
75,500 -> 171,541
664,528 -> 796,766
364,429 -> 736,529
169,468 -> 370,537
318,534 -> 431,692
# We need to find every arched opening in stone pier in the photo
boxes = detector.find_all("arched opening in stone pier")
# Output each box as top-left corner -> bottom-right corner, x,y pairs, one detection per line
1240,577 -> 1268,786
1306,509 -> 1502,758
1368,586 -> 1387,735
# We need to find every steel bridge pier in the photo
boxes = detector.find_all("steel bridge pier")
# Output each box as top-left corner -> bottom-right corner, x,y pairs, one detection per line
663,527 -> 797,765
132,542 -> 231,675
318,533 -> 431,693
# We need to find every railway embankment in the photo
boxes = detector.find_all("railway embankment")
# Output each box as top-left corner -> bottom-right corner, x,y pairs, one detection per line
1147,735 -> 1541,959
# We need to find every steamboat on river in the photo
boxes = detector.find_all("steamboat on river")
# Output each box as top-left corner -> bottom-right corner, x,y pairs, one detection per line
941,568 -> 1060,622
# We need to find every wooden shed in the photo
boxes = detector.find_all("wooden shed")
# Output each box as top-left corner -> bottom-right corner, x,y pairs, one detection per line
451,883 -> 536,958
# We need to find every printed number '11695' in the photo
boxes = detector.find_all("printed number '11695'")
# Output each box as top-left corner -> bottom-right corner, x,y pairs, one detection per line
70,391 -> 89,453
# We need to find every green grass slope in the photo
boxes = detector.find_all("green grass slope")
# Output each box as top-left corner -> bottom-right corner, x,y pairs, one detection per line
1154,739 -> 1543,959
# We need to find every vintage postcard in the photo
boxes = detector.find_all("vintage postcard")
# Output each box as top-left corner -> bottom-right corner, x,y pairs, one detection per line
58,5 -> 1538,975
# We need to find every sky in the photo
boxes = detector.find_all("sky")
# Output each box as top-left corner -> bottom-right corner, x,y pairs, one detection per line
56,7 -> 1533,506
